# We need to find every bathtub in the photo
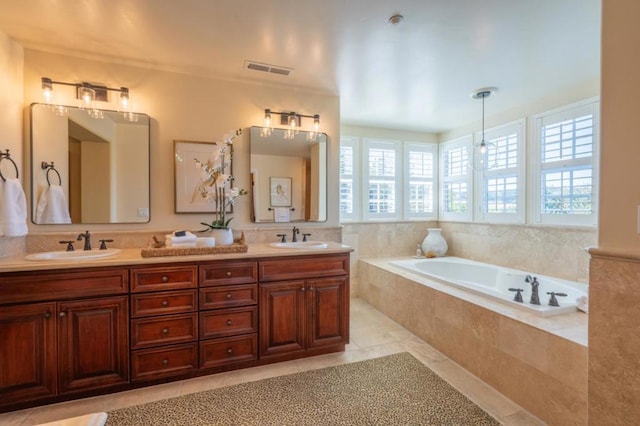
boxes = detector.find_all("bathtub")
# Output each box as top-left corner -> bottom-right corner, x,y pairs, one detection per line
389,257 -> 588,316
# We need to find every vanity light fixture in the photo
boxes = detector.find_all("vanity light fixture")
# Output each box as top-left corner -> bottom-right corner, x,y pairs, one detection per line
40,77 -> 137,121
472,87 -> 497,154
262,109 -> 321,140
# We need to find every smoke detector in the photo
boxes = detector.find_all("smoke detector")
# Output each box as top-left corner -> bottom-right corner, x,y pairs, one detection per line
388,14 -> 404,25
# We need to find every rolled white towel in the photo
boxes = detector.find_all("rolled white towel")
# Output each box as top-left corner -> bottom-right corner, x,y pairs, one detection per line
164,231 -> 197,245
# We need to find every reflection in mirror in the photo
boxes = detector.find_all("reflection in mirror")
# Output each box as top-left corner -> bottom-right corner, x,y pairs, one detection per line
250,127 -> 327,223
30,103 -> 150,224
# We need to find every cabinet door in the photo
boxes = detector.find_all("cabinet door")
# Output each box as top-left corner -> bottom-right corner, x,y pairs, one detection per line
0,303 -> 57,405
58,296 -> 129,394
307,277 -> 349,349
259,281 -> 306,358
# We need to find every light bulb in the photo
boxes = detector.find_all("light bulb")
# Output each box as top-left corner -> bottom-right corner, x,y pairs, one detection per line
313,114 -> 320,132
119,87 -> 130,111
264,109 -> 272,127
79,84 -> 95,110
289,113 -> 297,129
480,141 -> 487,154
41,77 -> 54,104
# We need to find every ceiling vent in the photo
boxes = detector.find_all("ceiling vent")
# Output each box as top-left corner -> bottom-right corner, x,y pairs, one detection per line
244,60 -> 293,77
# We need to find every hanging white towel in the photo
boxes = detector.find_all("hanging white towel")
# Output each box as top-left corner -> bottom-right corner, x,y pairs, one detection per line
1,178 -> 28,236
36,184 -> 71,224
273,207 -> 291,223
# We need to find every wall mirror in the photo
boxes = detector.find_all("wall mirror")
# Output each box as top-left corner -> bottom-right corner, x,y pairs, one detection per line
250,126 -> 327,223
30,103 -> 150,224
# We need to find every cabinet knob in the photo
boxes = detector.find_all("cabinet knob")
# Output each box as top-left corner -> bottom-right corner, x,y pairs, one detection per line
59,311 -> 67,318
226,319 -> 232,326
225,293 -> 232,299
226,271 -> 232,277
161,275 -> 169,283
300,287 -> 305,292
162,359 -> 169,365
226,348 -> 233,354
43,311 -> 52,319
162,328 -> 169,334
309,286 -> 314,291
161,300 -> 169,307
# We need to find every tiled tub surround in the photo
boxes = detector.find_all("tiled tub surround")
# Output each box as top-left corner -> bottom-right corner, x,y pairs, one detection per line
588,249 -> 640,425
359,258 -> 588,426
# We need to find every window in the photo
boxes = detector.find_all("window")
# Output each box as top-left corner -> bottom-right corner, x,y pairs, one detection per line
404,142 -> 437,219
531,99 -> 599,226
476,120 -> 526,223
339,137 -> 359,221
362,139 -> 401,220
439,135 -> 473,221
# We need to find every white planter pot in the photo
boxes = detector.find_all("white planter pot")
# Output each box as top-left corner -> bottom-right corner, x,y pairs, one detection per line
421,228 -> 448,257
209,228 -> 234,246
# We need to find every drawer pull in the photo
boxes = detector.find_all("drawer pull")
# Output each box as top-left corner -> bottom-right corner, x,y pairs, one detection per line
226,319 -> 232,326
161,300 -> 169,307
162,328 -> 169,334
226,348 -> 233,354
59,311 -> 67,317
226,271 -> 232,277
162,359 -> 169,365
161,276 -> 169,283
225,293 -> 232,299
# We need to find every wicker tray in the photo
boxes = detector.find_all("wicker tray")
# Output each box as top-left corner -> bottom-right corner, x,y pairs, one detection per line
140,232 -> 248,258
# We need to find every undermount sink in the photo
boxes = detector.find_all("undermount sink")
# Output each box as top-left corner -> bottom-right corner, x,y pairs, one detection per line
25,248 -> 122,261
270,241 -> 329,249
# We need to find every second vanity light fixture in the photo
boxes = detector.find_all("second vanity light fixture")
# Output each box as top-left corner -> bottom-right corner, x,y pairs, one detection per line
262,109 -> 320,140
41,77 -> 138,122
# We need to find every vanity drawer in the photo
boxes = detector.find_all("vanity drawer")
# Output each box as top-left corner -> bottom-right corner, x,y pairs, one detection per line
0,267 -> 128,304
199,261 -> 257,287
131,290 -> 198,318
200,334 -> 257,369
131,313 -> 198,349
130,265 -> 197,293
259,254 -> 349,282
199,284 -> 257,310
199,306 -> 258,339
131,343 -> 198,381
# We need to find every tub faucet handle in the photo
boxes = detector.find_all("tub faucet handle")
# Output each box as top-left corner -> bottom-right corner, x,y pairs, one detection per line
546,292 -> 568,307
508,288 -> 524,303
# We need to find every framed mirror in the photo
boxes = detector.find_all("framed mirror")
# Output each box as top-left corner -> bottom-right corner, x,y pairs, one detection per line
250,126 -> 327,223
30,103 -> 150,224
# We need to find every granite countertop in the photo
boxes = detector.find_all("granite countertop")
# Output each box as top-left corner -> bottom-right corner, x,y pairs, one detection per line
0,242 -> 353,273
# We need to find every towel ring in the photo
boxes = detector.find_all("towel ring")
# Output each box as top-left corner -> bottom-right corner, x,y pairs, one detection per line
0,149 -> 19,182
41,161 -> 62,186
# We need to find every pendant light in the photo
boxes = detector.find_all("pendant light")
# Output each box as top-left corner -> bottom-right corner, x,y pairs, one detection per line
472,87 -> 497,154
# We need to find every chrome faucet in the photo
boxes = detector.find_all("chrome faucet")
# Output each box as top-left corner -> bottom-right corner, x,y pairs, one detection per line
525,275 -> 540,305
291,226 -> 300,242
77,230 -> 92,251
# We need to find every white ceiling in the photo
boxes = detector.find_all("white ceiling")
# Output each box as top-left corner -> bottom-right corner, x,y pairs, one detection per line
0,0 -> 601,133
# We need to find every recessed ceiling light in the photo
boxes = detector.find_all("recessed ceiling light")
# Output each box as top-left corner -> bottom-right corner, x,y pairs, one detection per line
388,14 -> 404,25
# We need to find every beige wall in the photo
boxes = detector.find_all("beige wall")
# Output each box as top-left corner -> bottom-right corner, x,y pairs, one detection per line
22,49 -> 340,234
599,0 -> 640,251
0,31 -> 23,176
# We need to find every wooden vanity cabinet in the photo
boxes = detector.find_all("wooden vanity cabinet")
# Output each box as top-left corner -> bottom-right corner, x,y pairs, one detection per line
0,268 -> 129,409
129,264 -> 198,382
198,260 -> 259,369
258,254 -> 350,360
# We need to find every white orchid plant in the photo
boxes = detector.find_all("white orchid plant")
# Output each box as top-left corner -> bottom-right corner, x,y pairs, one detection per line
195,129 -> 247,230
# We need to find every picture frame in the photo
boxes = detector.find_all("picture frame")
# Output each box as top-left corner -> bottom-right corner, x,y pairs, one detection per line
174,140 -> 233,214
269,176 -> 292,207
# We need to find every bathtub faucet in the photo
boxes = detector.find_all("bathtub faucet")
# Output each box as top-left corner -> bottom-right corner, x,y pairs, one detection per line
525,275 -> 540,305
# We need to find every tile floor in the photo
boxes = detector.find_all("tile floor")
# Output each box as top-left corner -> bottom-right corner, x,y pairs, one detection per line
0,298 -> 545,426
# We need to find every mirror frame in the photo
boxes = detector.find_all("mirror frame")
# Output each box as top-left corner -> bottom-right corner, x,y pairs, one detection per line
29,103 -> 151,225
249,126 -> 327,223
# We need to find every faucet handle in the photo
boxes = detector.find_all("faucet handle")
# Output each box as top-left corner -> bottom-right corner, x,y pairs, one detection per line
546,292 -> 567,307
277,234 -> 287,243
508,288 -> 524,303
99,239 -> 114,250
302,233 -> 312,242
59,240 -> 75,252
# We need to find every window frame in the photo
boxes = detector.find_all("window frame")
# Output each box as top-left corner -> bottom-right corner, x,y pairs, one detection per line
403,141 -> 438,220
339,136 -> 360,222
361,138 -> 402,221
530,98 -> 599,227
474,119 -> 526,224
439,134 -> 473,222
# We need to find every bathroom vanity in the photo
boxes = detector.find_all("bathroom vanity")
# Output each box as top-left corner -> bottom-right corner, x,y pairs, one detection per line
0,244 -> 350,412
